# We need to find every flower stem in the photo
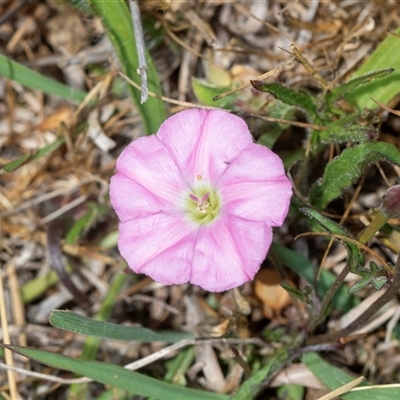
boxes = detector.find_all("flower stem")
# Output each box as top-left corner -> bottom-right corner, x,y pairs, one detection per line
309,264 -> 349,332
357,209 -> 389,244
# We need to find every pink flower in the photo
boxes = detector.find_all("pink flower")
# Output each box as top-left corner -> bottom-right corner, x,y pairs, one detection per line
110,109 -> 292,292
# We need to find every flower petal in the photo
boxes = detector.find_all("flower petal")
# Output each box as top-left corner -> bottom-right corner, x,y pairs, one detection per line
115,135 -> 187,205
110,174 -> 180,222
190,216 -> 272,291
157,109 -> 253,185
218,145 -> 292,225
118,213 -> 196,284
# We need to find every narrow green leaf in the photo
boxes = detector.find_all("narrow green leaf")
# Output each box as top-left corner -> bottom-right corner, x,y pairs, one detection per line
300,207 -> 364,272
326,69 -> 394,106
68,272 -> 131,399
49,310 -> 193,343
251,81 -> 318,119
4,345 -> 228,400
280,283 -> 308,303
20,270 -> 59,303
310,142 -> 400,209
303,352 -> 400,399
0,54 -> 87,102
345,27 -> 400,110
88,0 -> 166,134
1,137 -> 65,173
231,350 -> 288,400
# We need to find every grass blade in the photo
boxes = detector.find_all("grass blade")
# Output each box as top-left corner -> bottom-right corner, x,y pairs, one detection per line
4,345 -> 228,400
88,0 -> 167,134
0,54 -> 87,102
50,310 -> 194,343
345,27 -> 400,110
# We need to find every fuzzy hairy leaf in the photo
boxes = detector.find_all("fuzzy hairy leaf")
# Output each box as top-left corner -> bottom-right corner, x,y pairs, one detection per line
251,81 -> 318,119
326,68 -> 394,106
310,142 -> 400,209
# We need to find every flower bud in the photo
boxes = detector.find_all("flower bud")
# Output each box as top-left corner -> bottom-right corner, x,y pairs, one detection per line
380,185 -> 400,218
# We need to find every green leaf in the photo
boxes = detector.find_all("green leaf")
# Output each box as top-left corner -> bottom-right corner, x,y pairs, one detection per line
230,350 -> 288,400
68,272 -> 131,399
191,78 -> 231,108
251,81 -> 318,119
20,270 -> 59,303
310,142 -> 400,209
1,137 -> 65,173
277,384 -> 305,400
49,310 -> 193,343
300,207 -> 364,272
348,262 -> 388,294
345,27 -> 400,110
319,114 -> 374,145
303,352 -> 400,399
88,0 -> 166,134
4,345 -> 228,400
280,283 -> 310,303
326,69 -> 394,106
0,53 -> 87,102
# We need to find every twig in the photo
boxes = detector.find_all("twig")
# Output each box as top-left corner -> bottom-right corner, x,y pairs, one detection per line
115,67 -> 327,131
129,0 -> 148,104
0,266 -> 19,400
309,264 -> 349,332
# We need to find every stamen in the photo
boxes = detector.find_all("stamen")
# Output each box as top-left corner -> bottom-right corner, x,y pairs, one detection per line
189,194 -> 199,202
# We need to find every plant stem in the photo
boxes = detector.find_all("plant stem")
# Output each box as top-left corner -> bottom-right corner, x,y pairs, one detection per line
357,209 -> 389,244
309,264 -> 349,332
308,254 -> 400,344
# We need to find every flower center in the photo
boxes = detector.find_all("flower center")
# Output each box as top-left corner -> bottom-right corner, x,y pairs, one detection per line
186,187 -> 220,225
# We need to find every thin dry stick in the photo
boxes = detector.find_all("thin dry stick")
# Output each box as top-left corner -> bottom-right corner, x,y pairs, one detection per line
289,44 -> 333,91
0,177 -> 100,218
297,232 -> 393,273
129,0 -> 148,104
116,68 -> 326,132
6,262 -> 28,348
212,57 -> 296,101
316,376 -> 365,400
0,266 -> 19,400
